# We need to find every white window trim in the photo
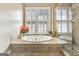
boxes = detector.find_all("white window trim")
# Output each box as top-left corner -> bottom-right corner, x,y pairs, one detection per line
25,7 -> 50,35
55,8 -> 72,35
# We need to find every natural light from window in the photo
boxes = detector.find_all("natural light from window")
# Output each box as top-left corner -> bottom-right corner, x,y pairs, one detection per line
56,8 -> 72,35
25,7 -> 50,35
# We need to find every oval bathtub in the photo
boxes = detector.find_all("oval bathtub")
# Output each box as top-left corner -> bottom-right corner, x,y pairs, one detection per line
21,35 -> 52,43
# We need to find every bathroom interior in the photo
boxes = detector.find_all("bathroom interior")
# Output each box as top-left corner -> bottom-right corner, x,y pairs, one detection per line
0,3 -> 79,56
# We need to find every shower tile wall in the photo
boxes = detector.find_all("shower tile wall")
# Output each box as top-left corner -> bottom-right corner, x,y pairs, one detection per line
72,4 -> 79,45
72,4 -> 79,56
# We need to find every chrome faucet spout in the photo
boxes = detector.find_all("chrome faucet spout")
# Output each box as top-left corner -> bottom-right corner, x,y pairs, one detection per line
35,37 -> 37,41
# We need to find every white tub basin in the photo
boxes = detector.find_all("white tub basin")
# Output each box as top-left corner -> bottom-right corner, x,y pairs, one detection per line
21,35 -> 52,43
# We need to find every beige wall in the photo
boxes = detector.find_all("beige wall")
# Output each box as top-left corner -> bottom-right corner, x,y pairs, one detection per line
0,3 -> 22,9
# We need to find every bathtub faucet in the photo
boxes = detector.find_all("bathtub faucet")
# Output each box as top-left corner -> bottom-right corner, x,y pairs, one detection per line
35,37 -> 38,42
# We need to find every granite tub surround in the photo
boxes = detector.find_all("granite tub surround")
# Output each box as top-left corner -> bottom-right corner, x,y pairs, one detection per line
11,37 -> 69,44
10,44 -> 63,52
72,4 -> 79,45
10,51 -> 63,56
10,43 -> 64,56
10,36 -> 71,56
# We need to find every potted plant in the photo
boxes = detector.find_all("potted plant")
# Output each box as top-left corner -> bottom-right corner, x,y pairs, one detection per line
20,25 -> 29,37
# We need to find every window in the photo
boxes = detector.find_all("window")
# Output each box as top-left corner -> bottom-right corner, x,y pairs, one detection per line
25,7 -> 50,35
56,8 -> 72,34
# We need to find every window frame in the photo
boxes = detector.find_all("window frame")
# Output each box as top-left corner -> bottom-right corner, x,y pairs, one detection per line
55,8 -> 72,35
25,7 -> 50,35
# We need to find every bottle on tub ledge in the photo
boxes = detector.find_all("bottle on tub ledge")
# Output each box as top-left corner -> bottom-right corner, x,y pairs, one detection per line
53,30 -> 58,37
